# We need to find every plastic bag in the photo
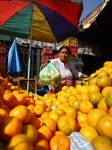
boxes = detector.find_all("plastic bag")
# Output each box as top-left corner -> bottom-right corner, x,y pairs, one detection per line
39,63 -> 61,86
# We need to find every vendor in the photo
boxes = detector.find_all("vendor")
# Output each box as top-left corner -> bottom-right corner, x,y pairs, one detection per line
49,46 -> 88,94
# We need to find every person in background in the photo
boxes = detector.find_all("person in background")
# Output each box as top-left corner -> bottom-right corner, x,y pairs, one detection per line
37,56 -> 50,96
0,67 -> 9,79
49,46 -> 88,94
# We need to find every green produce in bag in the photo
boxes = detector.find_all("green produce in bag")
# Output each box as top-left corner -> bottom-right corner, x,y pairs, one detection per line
39,63 -> 61,86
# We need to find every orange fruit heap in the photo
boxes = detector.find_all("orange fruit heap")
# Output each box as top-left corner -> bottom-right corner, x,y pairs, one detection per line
1,61 -> 112,149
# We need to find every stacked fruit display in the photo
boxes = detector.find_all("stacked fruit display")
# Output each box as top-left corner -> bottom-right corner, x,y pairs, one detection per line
1,61 -> 112,150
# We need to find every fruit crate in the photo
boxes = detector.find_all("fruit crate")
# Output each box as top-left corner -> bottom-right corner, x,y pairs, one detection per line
41,46 -> 52,56
67,45 -> 78,55
17,78 -> 37,94
54,52 -> 59,59
41,53 -> 53,65
61,37 -> 78,47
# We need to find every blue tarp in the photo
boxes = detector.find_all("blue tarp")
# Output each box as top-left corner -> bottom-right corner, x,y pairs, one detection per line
7,39 -> 22,73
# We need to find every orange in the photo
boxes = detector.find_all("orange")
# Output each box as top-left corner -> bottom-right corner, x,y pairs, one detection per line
65,91 -> 71,99
54,131 -> 66,136
46,106 -> 52,112
96,114 -> 112,140
61,86 -> 68,91
76,84 -> 82,95
79,125 -> 99,143
57,115 -> 77,136
29,98 -> 35,105
0,116 -> 22,142
87,108 -> 107,129
81,93 -> 89,101
42,118 -> 57,133
29,93 -> 34,98
95,69 -> 100,74
0,108 -> 9,123
69,98 -> 75,107
34,104 -> 46,116
22,124 -> 38,144
52,108 -> 65,116
76,94 -> 82,101
71,88 -> 78,96
105,91 -> 112,108
12,90 -> 20,96
60,97 -> 68,103
57,104 -> 65,110
90,72 -> 97,78
98,70 -> 109,77
41,112 -> 50,120
68,95 -> 76,102
80,85 -> 88,94
108,61 -> 112,67
9,105 -> 30,124
53,99 -> 61,108
24,98 -> 31,106
15,94 -> 26,104
38,125 -> 53,142
6,134 -> 33,150
91,135 -> 112,150
96,76 -> 112,89
103,61 -> 110,66
72,99 -> 81,110
50,134 -> 70,150
64,107 -> 77,119
68,86 -> 74,90
88,77 -> 97,85
102,66 -> 110,72
34,138 -> 49,150
77,113 -> 88,127
35,100 -> 45,106
79,101 -> 94,114
27,104 -> 35,113
109,107 -> 112,115
28,113 -> 40,129
88,85 -> 100,93
101,86 -> 112,97
49,112 -> 61,123
109,71 -> 112,80
52,94 -> 57,99
107,67 -> 112,74
89,92 -> 102,107
2,93 -> 16,107
97,98 -> 109,113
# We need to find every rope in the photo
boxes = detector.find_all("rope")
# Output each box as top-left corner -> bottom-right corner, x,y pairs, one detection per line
0,36 -> 10,45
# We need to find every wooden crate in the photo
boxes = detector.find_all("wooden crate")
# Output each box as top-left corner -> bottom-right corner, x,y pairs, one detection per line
17,78 -> 37,94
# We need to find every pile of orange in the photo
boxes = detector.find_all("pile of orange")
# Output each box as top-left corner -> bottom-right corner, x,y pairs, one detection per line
0,76 -> 71,150
1,60 -> 112,150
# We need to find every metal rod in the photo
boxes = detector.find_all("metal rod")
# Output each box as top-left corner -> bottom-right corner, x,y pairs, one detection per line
27,1 -> 34,93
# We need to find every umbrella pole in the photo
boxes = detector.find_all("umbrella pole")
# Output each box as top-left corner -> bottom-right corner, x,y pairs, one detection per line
27,1 -> 34,93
